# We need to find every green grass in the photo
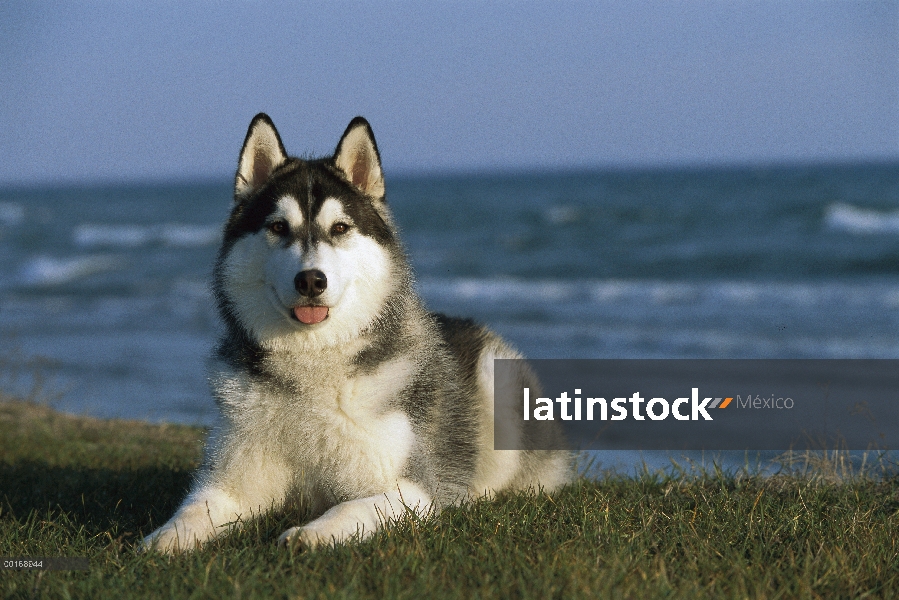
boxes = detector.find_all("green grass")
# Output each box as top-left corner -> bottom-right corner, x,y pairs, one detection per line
2,395 -> 898,599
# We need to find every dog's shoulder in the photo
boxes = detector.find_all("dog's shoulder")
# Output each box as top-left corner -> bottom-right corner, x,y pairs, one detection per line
429,313 -> 494,380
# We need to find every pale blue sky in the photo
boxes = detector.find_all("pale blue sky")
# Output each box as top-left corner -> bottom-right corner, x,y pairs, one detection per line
1,1 -> 897,185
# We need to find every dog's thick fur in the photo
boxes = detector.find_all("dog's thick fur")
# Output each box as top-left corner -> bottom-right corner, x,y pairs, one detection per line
142,114 -> 572,552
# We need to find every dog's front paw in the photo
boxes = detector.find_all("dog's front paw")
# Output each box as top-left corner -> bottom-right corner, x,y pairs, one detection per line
141,523 -> 204,554
277,525 -> 332,550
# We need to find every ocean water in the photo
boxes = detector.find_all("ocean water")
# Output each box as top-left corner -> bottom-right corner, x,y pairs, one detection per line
1,163 -> 898,470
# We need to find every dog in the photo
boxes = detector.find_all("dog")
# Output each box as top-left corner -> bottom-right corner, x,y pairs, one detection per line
142,114 -> 572,552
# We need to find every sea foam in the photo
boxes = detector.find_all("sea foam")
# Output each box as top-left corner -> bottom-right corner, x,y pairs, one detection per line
825,203 -> 899,234
74,223 -> 220,248
19,255 -> 121,286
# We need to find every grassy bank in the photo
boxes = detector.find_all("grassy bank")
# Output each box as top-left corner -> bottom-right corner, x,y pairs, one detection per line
1,396 -> 898,599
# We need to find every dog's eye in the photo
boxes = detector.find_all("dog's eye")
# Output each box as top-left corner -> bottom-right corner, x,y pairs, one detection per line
268,221 -> 288,235
331,222 -> 350,236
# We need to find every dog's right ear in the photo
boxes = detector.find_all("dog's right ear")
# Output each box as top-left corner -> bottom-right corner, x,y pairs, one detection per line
235,113 -> 287,200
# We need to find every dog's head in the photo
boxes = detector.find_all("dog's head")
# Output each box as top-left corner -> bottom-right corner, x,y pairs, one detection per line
214,114 -> 408,351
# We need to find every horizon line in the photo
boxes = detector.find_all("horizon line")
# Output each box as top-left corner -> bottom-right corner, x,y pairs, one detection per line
2,156 -> 899,191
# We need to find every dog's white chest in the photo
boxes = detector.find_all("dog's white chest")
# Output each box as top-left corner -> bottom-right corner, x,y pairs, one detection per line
314,359 -> 417,484
220,356 -> 419,496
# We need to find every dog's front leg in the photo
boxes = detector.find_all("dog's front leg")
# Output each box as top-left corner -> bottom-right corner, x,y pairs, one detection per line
142,445 -> 293,553
141,484 -> 246,553
278,479 -> 431,549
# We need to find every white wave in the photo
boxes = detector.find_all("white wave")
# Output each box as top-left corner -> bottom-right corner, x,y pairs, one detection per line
73,223 -> 220,248
825,203 -> 899,234
74,225 -> 153,247
437,278 -> 575,301
591,280 -> 629,301
647,282 -> 699,304
19,255 -> 121,286
545,205 -> 580,225
418,277 -> 899,309
0,202 -> 24,226
159,224 -> 221,247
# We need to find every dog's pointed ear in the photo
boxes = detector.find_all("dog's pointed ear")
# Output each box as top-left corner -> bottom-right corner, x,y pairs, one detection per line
235,113 -> 287,200
333,117 -> 384,199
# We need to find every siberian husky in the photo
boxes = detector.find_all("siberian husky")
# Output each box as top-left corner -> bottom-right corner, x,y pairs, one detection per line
142,114 -> 572,552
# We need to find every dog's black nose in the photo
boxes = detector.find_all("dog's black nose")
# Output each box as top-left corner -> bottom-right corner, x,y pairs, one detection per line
295,270 -> 327,297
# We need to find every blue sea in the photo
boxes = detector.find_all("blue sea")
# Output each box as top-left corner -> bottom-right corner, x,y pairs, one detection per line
2,163 -> 898,470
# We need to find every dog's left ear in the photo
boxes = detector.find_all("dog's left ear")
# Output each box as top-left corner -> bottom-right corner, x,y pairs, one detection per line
334,117 -> 385,199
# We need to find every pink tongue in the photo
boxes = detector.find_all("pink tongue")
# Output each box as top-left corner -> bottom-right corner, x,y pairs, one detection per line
294,306 -> 329,324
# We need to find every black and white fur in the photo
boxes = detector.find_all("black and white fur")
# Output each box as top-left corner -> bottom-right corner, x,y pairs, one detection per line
142,114 -> 572,552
